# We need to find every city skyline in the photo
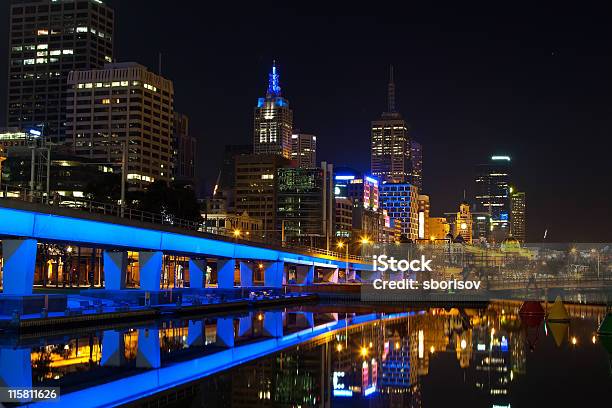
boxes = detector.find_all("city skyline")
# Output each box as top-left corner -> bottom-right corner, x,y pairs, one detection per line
1,2 -> 610,242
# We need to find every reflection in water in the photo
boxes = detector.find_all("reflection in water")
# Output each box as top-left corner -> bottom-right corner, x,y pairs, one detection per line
0,301 -> 611,406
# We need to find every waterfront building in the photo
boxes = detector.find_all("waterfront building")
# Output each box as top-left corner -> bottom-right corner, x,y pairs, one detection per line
276,163 -> 334,248
510,189 -> 526,243
291,132 -> 316,168
427,217 -> 450,241
253,62 -> 293,159
172,112 -> 196,188
66,62 -> 174,190
455,201 -> 473,243
7,0 -> 114,142
474,155 -> 511,242
379,182 -> 419,241
234,153 -> 292,237
0,127 -> 41,149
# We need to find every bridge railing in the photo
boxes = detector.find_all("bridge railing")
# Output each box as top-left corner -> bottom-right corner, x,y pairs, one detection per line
0,183 -> 366,262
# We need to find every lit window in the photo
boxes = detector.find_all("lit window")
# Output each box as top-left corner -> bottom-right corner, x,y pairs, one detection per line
49,50 -> 61,56
77,84 -> 85,89
102,98 -> 110,104
104,55 -> 112,62
37,29 -> 49,36
62,49 -> 73,55
36,51 -> 48,57
111,81 -> 120,87
76,27 -> 88,33
49,57 -> 58,63
103,82 -> 111,88
95,82 -> 103,88
11,46 -> 22,52
120,81 -> 128,86
35,58 -> 47,64
85,83 -> 93,88
132,81 -> 140,86
36,44 -> 48,50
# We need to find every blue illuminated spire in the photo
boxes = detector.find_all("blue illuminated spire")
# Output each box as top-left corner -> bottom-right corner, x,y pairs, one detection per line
266,60 -> 281,97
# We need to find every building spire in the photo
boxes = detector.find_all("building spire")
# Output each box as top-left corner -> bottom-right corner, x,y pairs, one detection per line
267,60 -> 281,97
387,65 -> 396,113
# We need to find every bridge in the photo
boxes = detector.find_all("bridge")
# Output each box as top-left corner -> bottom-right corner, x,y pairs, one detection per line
0,198 -> 373,297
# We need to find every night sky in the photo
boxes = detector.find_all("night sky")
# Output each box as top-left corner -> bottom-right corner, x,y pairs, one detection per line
1,2 -> 611,242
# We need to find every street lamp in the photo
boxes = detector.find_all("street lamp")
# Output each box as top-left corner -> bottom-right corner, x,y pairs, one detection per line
337,241 -> 349,282
233,229 -> 241,241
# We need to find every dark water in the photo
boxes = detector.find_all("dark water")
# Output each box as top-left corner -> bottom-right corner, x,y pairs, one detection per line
1,301 -> 611,407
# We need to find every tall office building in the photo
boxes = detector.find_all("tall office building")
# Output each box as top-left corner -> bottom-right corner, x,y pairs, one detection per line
253,62 -> 293,159
276,163 -> 334,247
291,132 -> 316,168
234,153 -> 291,237
172,112 -> 196,187
66,62 -> 174,189
371,66 -> 411,183
474,155 -> 512,242
410,140 -> 423,190
510,190 -> 526,243
379,182 -> 419,242
7,0 -> 114,142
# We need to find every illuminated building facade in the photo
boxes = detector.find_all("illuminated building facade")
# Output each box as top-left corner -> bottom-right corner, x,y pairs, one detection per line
276,165 -> 335,246
417,195 -> 430,240
371,67 -> 411,184
455,201 -> 473,243
234,153 -> 291,236
510,190 -> 526,242
379,182 -> 419,241
291,132 -> 316,168
7,0 -> 114,142
335,197 -> 353,238
66,62 -> 174,189
253,62 -> 293,159
474,155 -> 512,242
427,217 -> 450,241
0,127 -> 41,149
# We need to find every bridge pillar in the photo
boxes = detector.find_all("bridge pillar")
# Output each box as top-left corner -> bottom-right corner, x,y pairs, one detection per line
239,261 -> 253,287
321,267 -> 339,284
217,259 -> 235,289
0,347 -> 32,390
187,320 -> 204,346
136,328 -> 161,369
264,261 -> 284,288
139,251 -> 163,291
101,330 -> 126,367
1,239 -> 37,295
263,311 -> 283,337
215,317 -> 235,347
304,264 -> 315,285
188,258 -> 207,289
103,250 -> 128,290
238,313 -> 253,337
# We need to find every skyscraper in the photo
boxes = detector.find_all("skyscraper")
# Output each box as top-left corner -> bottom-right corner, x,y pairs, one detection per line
291,132 -> 317,168
510,190 -> 526,242
66,62 -> 174,189
7,0 -> 114,142
371,66 -> 411,183
410,140 -> 423,190
276,163 -> 334,248
253,62 -> 293,159
172,112 -> 196,187
474,155 -> 512,242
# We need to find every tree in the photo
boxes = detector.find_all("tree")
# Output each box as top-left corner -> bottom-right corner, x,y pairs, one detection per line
137,181 -> 202,223
84,173 -> 122,204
